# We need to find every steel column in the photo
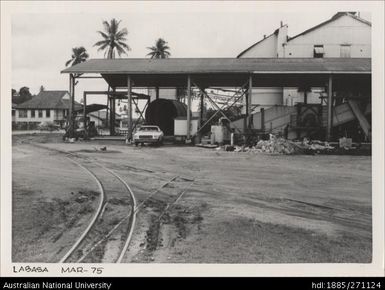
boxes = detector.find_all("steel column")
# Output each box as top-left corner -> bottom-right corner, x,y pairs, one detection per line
327,74 -> 333,141
68,75 -> 73,137
187,75 -> 191,140
83,92 -> 87,139
127,76 -> 132,141
110,88 -> 116,136
69,74 -> 75,138
243,75 -> 252,134
261,108 -> 265,131
155,87 -> 159,100
199,92 -> 204,127
248,74 -> 253,130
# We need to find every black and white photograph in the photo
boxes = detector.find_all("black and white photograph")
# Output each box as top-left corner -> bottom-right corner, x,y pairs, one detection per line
1,0 -> 384,277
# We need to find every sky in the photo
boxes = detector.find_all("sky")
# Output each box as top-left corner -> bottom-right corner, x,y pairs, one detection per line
10,1 -> 371,104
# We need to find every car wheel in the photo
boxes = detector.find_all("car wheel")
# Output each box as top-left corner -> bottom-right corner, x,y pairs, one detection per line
134,142 -> 138,147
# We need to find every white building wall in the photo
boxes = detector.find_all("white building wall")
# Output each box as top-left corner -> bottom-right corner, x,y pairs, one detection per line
89,115 -> 104,127
276,25 -> 288,57
239,14 -> 371,110
249,87 -> 283,113
55,109 -> 68,120
146,88 -> 177,101
240,34 -> 278,58
15,109 -> 56,123
284,15 -> 371,58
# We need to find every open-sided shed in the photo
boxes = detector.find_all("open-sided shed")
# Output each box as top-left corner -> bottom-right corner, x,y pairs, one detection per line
61,57 -> 371,141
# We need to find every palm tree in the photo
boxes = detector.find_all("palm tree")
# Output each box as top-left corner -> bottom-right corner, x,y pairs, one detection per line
65,47 -> 89,67
94,18 -> 130,59
94,19 -> 130,135
146,38 -> 171,59
147,38 -> 171,99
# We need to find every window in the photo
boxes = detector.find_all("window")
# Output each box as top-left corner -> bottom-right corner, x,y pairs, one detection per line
46,109 -> 51,118
19,110 -> 27,118
31,110 -> 35,118
340,45 -> 351,58
12,110 -> 15,117
38,110 -> 43,118
313,45 -> 324,58
63,109 -> 67,117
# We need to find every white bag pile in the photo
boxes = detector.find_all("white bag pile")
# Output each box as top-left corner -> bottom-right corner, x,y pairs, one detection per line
254,134 -> 298,154
219,135 -> 335,155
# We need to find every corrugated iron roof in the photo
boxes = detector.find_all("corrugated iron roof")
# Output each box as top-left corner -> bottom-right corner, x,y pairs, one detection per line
88,110 -> 120,120
288,12 -> 371,41
16,90 -> 82,109
237,13 -> 371,58
61,58 -> 371,75
75,103 -> 107,114
236,27 -> 284,58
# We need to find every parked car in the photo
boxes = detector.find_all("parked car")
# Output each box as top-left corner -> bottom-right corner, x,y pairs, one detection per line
133,125 -> 164,146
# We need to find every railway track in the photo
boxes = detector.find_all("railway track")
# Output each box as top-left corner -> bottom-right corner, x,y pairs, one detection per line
31,143 -> 194,263
121,175 -> 195,262
80,173 -> 195,263
31,144 -> 136,263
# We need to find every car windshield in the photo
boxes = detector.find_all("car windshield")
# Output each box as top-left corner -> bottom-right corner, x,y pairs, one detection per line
138,126 -> 159,132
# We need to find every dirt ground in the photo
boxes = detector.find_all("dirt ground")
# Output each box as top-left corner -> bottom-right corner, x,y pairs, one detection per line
12,133 -> 372,263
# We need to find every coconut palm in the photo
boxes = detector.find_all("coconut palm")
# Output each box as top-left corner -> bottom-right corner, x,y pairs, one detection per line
94,18 -> 130,59
65,47 -> 89,67
146,38 -> 171,59
147,38 -> 171,99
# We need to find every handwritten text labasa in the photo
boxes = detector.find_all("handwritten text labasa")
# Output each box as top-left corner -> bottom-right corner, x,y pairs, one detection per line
2,282 -> 112,289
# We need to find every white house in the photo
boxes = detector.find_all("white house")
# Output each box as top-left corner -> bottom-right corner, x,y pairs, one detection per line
15,90 -> 82,128
237,12 -> 371,109
12,103 -> 17,123
87,110 -> 121,128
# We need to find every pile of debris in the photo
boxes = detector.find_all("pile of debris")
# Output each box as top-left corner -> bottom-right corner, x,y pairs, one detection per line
217,135 -> 335,155
254,135 -> 300,154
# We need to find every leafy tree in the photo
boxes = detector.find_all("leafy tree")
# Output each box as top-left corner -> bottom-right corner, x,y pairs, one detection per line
94,19 -> 130,59
12,87 -> 33,104
146,38 -> 171,59
19,87 -> 32,99
65,47 -> 89,67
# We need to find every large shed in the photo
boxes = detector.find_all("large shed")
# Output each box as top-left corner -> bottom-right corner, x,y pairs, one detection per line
61,57 -> 371,141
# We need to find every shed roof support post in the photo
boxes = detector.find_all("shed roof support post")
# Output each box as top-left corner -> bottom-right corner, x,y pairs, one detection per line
110,88 -> 116,136
187,75 -> 191,140
156,87 -> 159,100
199,92 -> 204,128
68,74 -> 75,138
83,92 -> 87,139
68,74 -> 72,136
127,75 -> 132,142
248,74 -> 253,130
244,75 -> 252,134
327,74 -> 333,141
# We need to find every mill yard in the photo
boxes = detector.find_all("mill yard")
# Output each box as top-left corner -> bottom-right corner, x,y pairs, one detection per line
12,133 -> 371,263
